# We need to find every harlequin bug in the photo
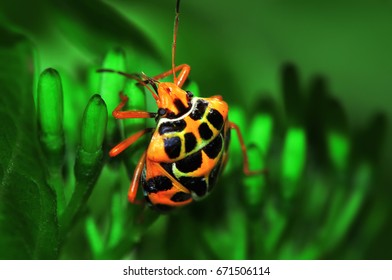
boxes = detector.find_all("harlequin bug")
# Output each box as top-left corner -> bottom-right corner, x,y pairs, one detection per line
100,0 -> 265,211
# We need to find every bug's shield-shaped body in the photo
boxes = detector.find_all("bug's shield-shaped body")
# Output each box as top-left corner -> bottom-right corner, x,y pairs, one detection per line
141,96 -> 230,211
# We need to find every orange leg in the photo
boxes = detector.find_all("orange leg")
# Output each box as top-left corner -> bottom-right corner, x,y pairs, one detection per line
109,128 -> 153,157
112,92 -> 156,119
153,64 -> 191,88
230,122 -> 267,176
128,151 -> 146,203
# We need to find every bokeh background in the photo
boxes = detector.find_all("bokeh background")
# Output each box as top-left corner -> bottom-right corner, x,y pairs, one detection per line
0,0 -> 391,259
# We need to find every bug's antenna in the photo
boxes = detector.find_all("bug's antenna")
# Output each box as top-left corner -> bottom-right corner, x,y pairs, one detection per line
172,0 -> 180,84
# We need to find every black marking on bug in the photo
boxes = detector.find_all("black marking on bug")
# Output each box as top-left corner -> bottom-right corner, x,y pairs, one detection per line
164,136 -> 182,159
190,99 -> 208,120
207,109 -> 224,130
184,132 -> 197,153
165,111 -> 176,119
170,192 -> 192,202
144,176 -> 173,193
198,122 -> 213,140
203,135 -> 223,159
159,119 -> 186,135
178,176 -> 207,197
176,150 -> 202,173
186,90 -> 193,98
160,162 -> 175,177
174,98 -> 187,113
158,108 -> 167,116
186,91 -> 194,105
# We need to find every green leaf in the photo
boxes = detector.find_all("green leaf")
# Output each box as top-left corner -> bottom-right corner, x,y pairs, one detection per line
0,28 -> 58,259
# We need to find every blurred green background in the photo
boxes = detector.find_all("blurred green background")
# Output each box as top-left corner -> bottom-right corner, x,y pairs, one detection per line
0,0 -> 391,259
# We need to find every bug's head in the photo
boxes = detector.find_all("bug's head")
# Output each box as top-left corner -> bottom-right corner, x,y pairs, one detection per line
156,82 -> 193,118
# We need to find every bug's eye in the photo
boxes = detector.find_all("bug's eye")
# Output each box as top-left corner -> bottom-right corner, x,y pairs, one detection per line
186,90 -> 193,98
158,108 -> 167,116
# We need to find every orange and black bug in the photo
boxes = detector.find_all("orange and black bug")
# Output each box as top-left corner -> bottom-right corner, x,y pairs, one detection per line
100,0 -> 265,211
